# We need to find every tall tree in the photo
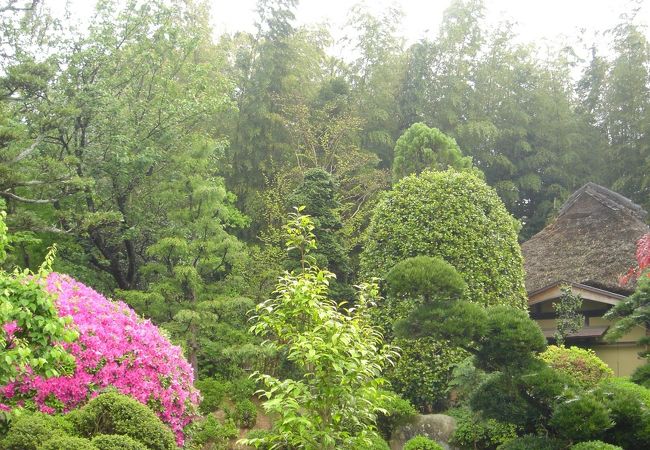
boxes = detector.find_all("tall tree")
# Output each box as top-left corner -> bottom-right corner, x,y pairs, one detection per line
603,17 -> 650,210
2,0 -> 235,289
121,140 -> 248,374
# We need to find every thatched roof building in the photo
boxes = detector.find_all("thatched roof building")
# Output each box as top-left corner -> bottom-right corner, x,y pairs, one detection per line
522,182 -> 649,295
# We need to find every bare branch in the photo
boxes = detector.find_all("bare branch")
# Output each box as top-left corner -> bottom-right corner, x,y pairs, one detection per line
11,135 -> 43,163
0,190 -> 57,203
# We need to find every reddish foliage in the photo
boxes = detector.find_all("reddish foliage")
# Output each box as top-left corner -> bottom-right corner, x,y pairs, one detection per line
620,233 -> 650,285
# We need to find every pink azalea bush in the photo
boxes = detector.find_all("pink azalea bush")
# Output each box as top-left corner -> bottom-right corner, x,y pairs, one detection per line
1,273 -> 200,444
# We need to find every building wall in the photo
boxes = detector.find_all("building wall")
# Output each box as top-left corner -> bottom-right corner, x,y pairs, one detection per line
531,299 -> 647,377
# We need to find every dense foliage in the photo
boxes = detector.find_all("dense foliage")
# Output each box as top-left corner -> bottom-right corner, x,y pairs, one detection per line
392,123 -> 473,182
1,0 -> 650,448
361,170 -> 527,308
242,211 -> 398,449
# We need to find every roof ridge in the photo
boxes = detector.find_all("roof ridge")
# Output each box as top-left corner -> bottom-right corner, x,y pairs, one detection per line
557,182 -> 647,221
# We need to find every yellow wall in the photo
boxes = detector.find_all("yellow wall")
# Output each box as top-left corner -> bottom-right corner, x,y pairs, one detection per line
592,342 -> 646,377
531,299 -> 647,377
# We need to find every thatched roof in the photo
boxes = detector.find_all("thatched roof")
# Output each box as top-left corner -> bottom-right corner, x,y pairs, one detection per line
522,182 -> 649,295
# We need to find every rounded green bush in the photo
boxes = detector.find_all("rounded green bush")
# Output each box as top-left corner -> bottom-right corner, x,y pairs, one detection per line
594,378 -> 650,448
539,346 -> 613,388
38,436 -> 97,450
403,435 -> 444,450
497,435 -> 563,450
630,363 -> 650,389
361,169 -> 526,308
231,399 -> 257,428
1,411 -> 72,450
386,256 -> 466,300
67,392 -> 176,450
195,377 -> 228,413
570,441 -> 623,450
549,395 -> 612,442
91,434 -> 148,450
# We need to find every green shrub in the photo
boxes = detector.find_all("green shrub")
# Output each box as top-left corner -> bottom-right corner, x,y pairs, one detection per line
570,442 -> 623,450
38,436 -> 97,450
496,435 -> 563,450
195,377 -> 228,413
448,407 -> 517,450
403,435 -> 444,450
229,376 -> 257,402
91,434 -> 148,450
594,378 -> 650,448
549,395 -> 612,442
539,346 -> 613,388
1,411 -> 72,450
630,363 -> 650,389
68,392 -> 176,450
361,169 -> 526,308
387,337 -> 467,411
229,399 -> 257,428
386,256 -> 466,300
476,306 -> 547,371
184,415 -> 237,450
376,392 -> 418,439
471,363 -> 570,431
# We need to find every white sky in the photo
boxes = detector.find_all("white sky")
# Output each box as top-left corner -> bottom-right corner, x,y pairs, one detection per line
47,0 -> 650,53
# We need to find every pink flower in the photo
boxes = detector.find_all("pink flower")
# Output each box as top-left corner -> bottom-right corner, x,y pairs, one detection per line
0,273 -> 199,444
3,321 -> 19,337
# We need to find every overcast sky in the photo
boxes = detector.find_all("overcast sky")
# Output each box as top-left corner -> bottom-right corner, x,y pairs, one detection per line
48,0 -> 649,53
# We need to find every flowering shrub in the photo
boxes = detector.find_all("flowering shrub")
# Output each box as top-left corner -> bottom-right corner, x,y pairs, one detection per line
1,273 -> 199,444
539,345 -> 613,388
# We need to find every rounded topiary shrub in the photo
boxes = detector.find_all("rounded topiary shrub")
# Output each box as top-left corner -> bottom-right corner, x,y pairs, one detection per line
539,346 -> 613,388
39,436 -> 97,450
361,169 -> 526,308
549,395 -> 612,442
571,442 -> 623,450
497,435 -> 563,450
68,391 -> 176,450
1,412 -> 72,450
403,435 -> 444,450
0,273 -> 199,444
91,434 -> 148,450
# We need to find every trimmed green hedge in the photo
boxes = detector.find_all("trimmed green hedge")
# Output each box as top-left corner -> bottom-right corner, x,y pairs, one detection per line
361,169 -> 526,308
38,436 -> 97,450
1,412 -> 72,450
68,392 -> 176,450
